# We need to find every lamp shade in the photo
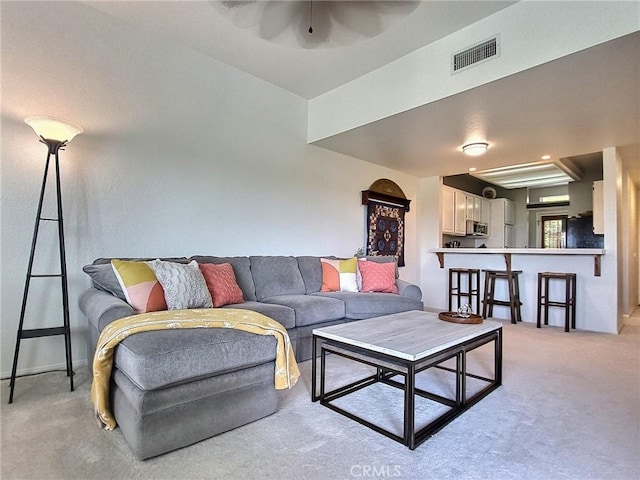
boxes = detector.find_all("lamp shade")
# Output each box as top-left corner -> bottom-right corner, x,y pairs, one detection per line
462,142 -> 489,156
25,117 -> 83,143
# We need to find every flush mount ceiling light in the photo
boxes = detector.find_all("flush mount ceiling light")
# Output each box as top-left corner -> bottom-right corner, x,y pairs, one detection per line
462,142 -> 489,156
470,159 -> 583,189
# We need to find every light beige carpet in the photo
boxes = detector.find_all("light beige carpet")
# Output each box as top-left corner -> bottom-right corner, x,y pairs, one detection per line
1,321 -> 639,480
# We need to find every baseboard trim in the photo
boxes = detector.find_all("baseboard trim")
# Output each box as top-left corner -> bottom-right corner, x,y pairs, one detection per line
0,359 -> 88,381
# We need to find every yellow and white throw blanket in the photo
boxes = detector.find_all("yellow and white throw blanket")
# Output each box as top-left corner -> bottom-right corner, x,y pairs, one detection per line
91,308 -> 300,430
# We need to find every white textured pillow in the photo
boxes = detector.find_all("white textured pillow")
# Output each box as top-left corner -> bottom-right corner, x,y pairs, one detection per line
148,260 -> 213,310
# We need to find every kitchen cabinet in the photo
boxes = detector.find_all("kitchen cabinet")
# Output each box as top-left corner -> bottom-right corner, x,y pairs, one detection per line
466,195 -> 482,222
455,190 -> 467,235
441,186 -> 466,236
592,180 -> 604,234
481,198 -> 491,226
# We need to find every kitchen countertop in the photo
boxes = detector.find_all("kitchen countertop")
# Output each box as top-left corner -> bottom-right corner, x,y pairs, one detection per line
430,248 -> 605,255
429,248 -> 605,276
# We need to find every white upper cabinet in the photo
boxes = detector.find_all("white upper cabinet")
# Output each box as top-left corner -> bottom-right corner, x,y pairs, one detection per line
481,198 -> 491,226
442,186 -> 456,234
455,190 -> 467,235
441,186 -> 467,236
466,195 -> 482,222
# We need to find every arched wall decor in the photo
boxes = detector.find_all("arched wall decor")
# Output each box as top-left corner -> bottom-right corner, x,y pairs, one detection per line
361,179 -> 411,267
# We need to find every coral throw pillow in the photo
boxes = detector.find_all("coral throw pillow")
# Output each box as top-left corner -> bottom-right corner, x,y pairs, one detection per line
111,259 -> 167,313
320,258 -> 358,292
148,260 -> 213,310
358,259 -> 398,294
198,263 -> 245,307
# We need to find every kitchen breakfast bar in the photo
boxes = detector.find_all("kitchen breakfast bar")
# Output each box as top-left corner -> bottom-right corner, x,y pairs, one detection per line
428,248 -> 607,332
431,248 -> 605,277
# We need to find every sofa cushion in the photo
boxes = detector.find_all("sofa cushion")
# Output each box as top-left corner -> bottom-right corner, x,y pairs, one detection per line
198,263 -> 245,307
261,294 -> 345,327
250,256 -> 306,301
190,256 -> 256,301
94,257 -> 189,265
222,301 -> 296,329
114,327 -> 277,391
312,291 -> 423,320
83,263 -> 126,300
296,256 -> 323,294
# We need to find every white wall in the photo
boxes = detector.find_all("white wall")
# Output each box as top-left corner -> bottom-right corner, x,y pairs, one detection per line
622,171 -> 639,318
0,2 -> 420,376
617,150 -> 639,323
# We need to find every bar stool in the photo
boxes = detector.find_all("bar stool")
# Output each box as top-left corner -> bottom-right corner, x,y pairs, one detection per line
448,268 -> 481,314
482,269 -> 523,323
537,272 -> 577,332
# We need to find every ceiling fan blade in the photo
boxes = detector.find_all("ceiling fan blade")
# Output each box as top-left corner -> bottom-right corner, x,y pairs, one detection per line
259,1 -> 298,40
376,1 -> 420,15
220,0 -> 261,29
331,1 -> 381,38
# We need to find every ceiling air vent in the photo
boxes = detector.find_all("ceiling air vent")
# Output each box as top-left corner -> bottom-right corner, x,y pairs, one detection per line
452,35 -> 500,74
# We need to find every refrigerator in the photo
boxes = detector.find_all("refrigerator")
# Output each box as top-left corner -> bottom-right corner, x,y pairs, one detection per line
487,199 -> 516,248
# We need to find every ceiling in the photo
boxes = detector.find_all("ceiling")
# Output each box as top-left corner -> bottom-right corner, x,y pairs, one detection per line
83,1 -> 639,185
85,1 -> 514,99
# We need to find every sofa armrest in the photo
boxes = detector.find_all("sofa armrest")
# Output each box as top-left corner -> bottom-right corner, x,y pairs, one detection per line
396,279 -> 422,301
79,288 -> 134,333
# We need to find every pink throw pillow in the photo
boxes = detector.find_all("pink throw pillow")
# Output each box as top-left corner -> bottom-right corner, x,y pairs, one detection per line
357,260 -> 398,294
198,263 -> 245,307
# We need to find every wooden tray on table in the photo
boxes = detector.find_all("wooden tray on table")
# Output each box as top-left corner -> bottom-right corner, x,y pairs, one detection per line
438,312 -> 483,324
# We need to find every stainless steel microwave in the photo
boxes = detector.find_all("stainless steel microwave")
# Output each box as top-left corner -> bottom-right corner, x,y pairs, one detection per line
466,220 -> 488,236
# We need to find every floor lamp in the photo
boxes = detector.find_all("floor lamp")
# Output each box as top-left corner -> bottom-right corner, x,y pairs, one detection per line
9,117 -> 83,404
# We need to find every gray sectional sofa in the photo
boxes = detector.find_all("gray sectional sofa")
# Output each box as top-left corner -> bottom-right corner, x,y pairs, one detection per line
79,255 -> 423,459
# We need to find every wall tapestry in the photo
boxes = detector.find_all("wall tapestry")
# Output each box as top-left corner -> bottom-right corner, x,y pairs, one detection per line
362,179 -> 411,267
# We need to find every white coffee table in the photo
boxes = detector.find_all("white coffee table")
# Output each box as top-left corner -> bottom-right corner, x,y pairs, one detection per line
311,310 -> 502,449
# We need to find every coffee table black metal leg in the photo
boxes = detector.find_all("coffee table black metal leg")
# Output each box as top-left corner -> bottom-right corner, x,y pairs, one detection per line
312,335 -> 317,401
495,329 -> 503,386
459,351 -> 466,407
320,344 -> 327,401
405,366 -> 416,449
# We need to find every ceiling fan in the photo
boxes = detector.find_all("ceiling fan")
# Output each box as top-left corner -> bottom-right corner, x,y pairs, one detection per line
215,1 -> 419,49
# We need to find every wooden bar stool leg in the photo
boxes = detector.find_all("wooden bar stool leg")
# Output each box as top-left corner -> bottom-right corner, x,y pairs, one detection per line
482,271 -> 490,318
507,273 -> 516,324
543,276 -> 550,325
448,269 -> 453,312
488,274 -> 496,318
456,270 -> 462,310
514,273 -> 522,322
564,276 -> 571,332
571,274 -> 577,329
537,272 -> 543,328
474,271 -> 480,315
